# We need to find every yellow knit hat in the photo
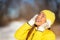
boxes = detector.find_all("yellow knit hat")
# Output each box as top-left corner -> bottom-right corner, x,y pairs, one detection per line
41,10 -> 55,26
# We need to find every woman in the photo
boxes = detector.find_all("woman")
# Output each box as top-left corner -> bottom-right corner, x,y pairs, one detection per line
15,10 -> 56,40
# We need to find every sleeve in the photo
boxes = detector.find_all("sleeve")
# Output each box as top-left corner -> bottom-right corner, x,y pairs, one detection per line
14,14 -> 38,40
14,23 -> 32,40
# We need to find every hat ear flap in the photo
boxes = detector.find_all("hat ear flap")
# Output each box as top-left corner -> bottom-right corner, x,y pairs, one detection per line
46,20 -> 51,28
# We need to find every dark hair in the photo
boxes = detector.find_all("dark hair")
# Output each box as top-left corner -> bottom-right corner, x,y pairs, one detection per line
26,24 -> 37,40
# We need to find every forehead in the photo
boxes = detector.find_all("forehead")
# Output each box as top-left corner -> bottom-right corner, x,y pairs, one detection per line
39,12 -> 45,16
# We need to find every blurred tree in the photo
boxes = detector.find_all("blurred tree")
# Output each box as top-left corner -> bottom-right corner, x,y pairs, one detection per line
0,0 -> 60,27
56,0 -> 60,21
0,0 -> 12,27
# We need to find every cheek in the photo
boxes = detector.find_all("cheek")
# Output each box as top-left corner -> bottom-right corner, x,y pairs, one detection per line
36,22 -> 42,26
35,16 -> 46,26
41,18 -> 46,23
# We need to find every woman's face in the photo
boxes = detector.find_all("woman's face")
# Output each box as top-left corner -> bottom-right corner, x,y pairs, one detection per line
35,12 -> 46,26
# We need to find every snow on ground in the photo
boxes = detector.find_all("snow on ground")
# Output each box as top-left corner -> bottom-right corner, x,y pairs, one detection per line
0,20 -> 26,40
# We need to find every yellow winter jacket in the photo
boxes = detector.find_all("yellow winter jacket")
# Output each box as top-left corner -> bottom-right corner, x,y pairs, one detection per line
15,23 -> 55,40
